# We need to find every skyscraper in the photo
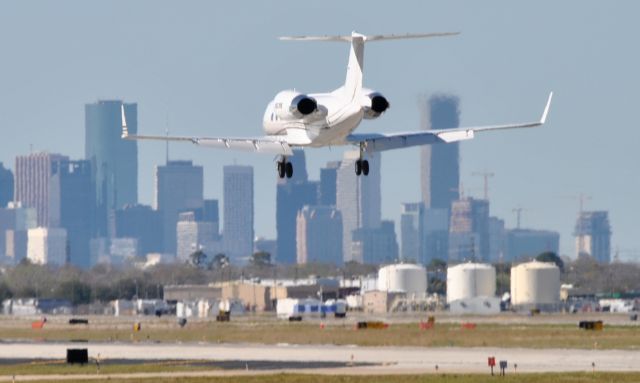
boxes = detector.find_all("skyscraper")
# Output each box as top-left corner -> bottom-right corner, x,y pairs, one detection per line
336,151 -> 381,263
575,211 -> 611,263
488,216 -> 506,262
85,100 -> 138,236
423,208 -> 450,264
223,165 -> 253,262
400,202 -> 450,265
319,161 -> 340,206
276,150 -> 318,264
115,204 -> 162,256
14,152 -> 68,227
195,199 -> 220,237
0,163 -> 13,208
52,159 -> 96,269
420,95 -> 460,210
448,198 -> 490,263
154,160 -> 204,255
351,220 -> 398,265
400,202 -> 424,262
296,205 -> 342,265
0,203 -> 36,262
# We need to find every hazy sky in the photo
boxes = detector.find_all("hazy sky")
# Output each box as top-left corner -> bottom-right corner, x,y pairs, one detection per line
1,1 -> 638,260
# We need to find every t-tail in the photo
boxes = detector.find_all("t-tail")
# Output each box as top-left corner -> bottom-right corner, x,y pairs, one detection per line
279,31 -> 460,100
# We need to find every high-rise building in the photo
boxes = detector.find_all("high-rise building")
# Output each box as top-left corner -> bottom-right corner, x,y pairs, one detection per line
223,165 -> 253,262
194,199 -> 220,237
52,159 -> 96,269
0,202 -> 36,262
296,205 -> 342,265
319,161 -> 340,206
420,95 -> 460,210
14,152 -> 68,227
351,220 -> 398,264
423,208 -> 450,264
176,211 -> 220,262
507,229 -> 559,261
27,227 -> 67,265
0,162 -> 13,208
154,160 -> 204,255
115,204 -> 163,256
85,100 -> 138,236
400,202 -> 424,262
336,151 -> 381,262
14,155 -> 96,268
109,238 -> 139,263
448,198 -> 490,263
575,211 -> 611,263
276,150 -> 318,264
6,230 -> 28,263
488,216 -> 506,262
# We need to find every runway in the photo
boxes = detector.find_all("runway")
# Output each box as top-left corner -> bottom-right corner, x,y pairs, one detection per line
1,342 -> 639,374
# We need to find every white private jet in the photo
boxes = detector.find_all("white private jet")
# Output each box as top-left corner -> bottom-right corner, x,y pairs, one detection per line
121,31 -> 552,178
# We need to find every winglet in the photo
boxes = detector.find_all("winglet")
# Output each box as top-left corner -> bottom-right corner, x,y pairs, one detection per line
121,105 -> 129,139
540,92 -> 553,124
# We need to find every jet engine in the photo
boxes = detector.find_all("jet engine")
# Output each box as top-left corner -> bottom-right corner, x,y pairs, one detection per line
361,89 -> 390,119
274,90 -> 318,119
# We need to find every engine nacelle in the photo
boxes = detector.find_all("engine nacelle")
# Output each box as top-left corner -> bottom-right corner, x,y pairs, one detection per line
361,89 -> 390,119
273,90 -> 318,119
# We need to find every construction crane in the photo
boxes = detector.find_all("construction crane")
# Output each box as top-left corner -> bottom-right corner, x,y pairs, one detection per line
512,207 -> 526,229
562,193 -> 592,214
471,171 -> 495,200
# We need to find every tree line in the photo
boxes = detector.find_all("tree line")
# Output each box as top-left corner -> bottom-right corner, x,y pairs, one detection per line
0,252 -> 638,306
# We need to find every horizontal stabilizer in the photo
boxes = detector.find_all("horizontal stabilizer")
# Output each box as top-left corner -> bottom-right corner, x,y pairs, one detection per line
279,31 -> 459,43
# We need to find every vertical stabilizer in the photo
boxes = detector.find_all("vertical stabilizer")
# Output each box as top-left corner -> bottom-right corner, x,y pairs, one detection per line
344,32 -> 366,101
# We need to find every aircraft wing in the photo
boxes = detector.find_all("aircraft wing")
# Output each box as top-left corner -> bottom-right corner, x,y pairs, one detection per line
348,92 -> 553,153
120,107 -> 293,155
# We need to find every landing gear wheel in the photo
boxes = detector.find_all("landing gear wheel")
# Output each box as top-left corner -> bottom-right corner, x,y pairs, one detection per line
362,160 -> 369,176
277,161 -> 286,178
355,160 -> 362,176
285,162 -> 294,178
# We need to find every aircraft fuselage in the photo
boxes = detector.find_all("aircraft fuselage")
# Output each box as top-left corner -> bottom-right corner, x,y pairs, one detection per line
262,87 -> 371,148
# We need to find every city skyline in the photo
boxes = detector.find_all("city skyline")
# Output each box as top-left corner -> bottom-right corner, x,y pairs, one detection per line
0,142 -> 617,267
0,2 -> 637,260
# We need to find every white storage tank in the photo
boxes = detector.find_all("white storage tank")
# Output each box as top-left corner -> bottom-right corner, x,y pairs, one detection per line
510,261 -> 560,308
377,263 -> 427,296
446,263 -> 496,303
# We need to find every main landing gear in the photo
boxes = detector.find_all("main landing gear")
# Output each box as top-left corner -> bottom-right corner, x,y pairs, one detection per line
355,158 -> 369,176
355,142 -> 369,176
277,157 -> 293,179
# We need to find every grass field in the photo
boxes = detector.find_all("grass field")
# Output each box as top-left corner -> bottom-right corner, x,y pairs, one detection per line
1,317 -> 639,350
8,372 -> 640,383
0,360 -> 214,376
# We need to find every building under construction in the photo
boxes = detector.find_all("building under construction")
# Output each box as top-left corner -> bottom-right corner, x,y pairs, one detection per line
574,211 -> 611,263
448,198 -> 490,263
